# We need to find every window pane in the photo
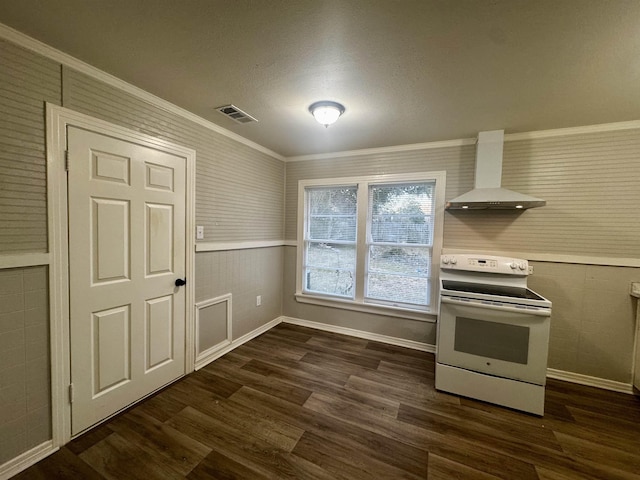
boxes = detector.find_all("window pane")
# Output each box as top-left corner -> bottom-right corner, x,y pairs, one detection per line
307,243 -> 356,269
308,187 -> 357,241
306,268 -> 354,297
367,273 -> 429,305
367,245 -> 430,305
368,245 -> 430,276
370,183 -> 433,245
305,243 -> 355,297
368,182 -> 434,307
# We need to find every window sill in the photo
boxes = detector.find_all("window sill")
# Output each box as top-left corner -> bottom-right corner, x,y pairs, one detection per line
294,293 -> 437,323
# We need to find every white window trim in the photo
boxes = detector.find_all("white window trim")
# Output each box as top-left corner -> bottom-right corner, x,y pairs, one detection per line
295,171 -> 446,322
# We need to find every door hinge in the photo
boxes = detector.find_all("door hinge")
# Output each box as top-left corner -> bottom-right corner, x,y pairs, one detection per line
64,150 -> 69,171
69,383 -> 74,403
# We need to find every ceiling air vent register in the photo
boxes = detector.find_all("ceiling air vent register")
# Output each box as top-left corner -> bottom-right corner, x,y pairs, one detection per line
215,104 -> 258,124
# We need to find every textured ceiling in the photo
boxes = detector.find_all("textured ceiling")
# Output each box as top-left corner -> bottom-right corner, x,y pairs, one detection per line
1,0 -> 639,157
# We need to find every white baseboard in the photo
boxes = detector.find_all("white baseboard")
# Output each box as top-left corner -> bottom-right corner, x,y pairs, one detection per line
0,441 -> 57,480
281,316 -> 436,353
194,317 -> 282,370
546,368 -> 634,394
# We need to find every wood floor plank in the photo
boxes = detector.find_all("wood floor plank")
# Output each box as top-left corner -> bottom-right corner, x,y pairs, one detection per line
300,351 -> 377,375
262,330 -> 383,369
16,323 -> 640,480
79,432 -> 184,480
200,361 -> 313,406
12,446 -> 104,480
346,371 -> 438,409
301,390 -> 539,480
566,405 -> 640,443
242,354 -> 351,387
234,340 -> 307,362
262,325 -> 313,343
403,394 -> 562,452
292,430 -> 424,480
65,422 -> 115,455
242,358 -> 400,417
377,358 -> 435,383
230,386 -> 430,478
107,408 -> 211,476
399,403 -> 639,480
427,453 -> 502,480
131,386 -> 189,423
186,449 -> 273,480
186,369 -> 244,398
553,430 -> 640,475
186,387 -> 305,451
166,406 -> 321,479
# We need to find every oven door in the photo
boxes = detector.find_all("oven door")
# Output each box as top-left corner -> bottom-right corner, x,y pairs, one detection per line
437,296 -> 551,385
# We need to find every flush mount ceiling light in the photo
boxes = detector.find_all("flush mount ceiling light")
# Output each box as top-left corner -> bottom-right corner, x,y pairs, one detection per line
309,101 -> 345,127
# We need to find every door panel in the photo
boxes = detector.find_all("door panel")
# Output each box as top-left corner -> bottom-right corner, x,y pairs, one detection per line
92,198 -> 130,283
92,305 -> 131,394
145,295 -> 174,370
146,203 -> 174,275
68,126 -> 186,435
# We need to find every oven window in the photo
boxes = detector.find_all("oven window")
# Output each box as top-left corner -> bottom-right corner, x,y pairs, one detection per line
454,317 -> 530,364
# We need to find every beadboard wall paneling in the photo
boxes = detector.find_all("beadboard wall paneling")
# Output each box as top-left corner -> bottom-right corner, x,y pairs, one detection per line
0,39 -> 60,253
0,266 -> 50,465
446,129 -> 640,257
194,247 -> 283,339
528,261 -> 638,384
62,67 -> 284,243
284,143 -> 476,239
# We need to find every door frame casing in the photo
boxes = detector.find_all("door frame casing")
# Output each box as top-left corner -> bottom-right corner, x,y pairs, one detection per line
46,104 -> 196,446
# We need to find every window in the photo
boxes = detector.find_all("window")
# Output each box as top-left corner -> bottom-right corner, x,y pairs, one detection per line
296,172 -> 446,318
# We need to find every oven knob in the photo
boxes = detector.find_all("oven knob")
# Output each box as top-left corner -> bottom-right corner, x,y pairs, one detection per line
450,257 -> 457,265
518,262 -> 527,271
509,262 -> 518,269
442,257 -> 450,265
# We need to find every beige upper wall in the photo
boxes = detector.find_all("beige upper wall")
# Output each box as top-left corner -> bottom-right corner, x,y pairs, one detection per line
62,67 -> 284,244
0,39 -> 60,253
286,128 -> 640,260
0,37 -> 285,255
447,130 -> 640,257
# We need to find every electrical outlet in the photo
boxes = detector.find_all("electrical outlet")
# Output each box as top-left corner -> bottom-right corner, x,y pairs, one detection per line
528,265 -> 534,275
256,295 -> 262,306
196,225 -> 204,240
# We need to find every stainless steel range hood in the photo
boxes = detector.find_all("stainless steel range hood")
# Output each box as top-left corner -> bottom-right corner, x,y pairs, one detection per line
446,130 -> 546,210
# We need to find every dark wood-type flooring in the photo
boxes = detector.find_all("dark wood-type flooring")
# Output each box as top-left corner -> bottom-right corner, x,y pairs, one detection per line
15,323 -> 640,479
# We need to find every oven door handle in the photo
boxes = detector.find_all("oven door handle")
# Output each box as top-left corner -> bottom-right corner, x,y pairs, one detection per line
440,296 -> 551,317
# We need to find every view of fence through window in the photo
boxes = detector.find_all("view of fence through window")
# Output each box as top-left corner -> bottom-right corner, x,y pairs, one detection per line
305,186 -> 357,297
304,182 -> 434,307
367,183 -> 433,306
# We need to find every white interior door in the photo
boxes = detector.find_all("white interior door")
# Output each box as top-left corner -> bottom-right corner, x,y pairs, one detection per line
68,126 -> 187,435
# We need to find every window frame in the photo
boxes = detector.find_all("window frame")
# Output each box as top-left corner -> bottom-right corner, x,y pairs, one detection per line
296,171 -> 446,321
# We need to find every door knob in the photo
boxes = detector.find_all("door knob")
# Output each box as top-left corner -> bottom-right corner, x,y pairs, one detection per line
175,278 -> 187,287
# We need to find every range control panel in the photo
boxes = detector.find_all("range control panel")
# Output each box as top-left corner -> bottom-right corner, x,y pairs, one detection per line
441,254 -> 529,275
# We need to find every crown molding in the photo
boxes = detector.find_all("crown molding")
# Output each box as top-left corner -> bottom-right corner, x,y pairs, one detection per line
505,120 -> 640,142
285,138 -> 476,162
0,22 -> 285,162
285,119 -> 640,163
